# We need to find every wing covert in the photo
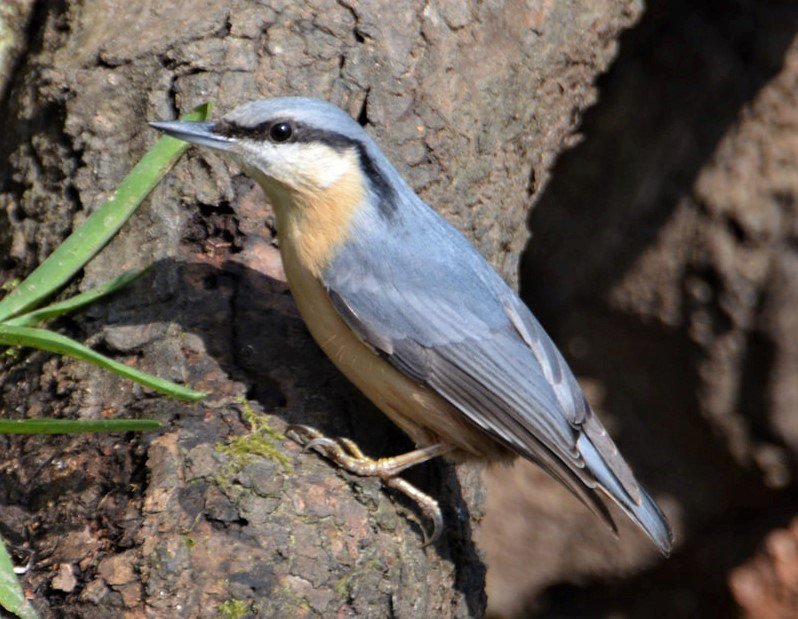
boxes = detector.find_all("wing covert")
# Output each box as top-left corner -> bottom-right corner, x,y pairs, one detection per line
322,247 -> 587,474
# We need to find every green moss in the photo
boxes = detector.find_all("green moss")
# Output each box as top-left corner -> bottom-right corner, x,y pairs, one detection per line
217,598 -> 251,619
215,397 -> 291,472
0,278 -> 19,292
333,555 -> 382,599
182,534 -> 196,551
269,587 -> 312,614
333,573 -> 352,598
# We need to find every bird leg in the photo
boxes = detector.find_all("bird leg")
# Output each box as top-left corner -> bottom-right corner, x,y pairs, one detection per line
285,424 -> 452,544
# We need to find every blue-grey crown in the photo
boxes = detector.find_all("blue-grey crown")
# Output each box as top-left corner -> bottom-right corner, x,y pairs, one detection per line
223,97 -> 367,144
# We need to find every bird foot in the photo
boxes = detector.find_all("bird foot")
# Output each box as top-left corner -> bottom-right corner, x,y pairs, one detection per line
286,424 -> 448,545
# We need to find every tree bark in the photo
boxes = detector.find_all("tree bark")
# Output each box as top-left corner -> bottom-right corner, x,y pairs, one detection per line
0,1 -> 639,617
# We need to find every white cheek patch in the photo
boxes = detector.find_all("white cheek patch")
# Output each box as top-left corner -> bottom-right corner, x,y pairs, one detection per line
244,142 -> 355,190
284,143 -> 354,188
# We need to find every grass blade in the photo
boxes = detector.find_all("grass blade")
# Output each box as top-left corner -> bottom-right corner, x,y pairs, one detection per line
5,269 -> 145,327
0,536 -> 38,619
0,419 -> 161,434
0,325 -> 205,401
0,103 -> 211,322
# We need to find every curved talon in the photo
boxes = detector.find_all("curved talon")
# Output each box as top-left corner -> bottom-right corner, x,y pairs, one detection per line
425,512 -> 444,547
285,424 -> 323,443
284,423 -> 448,545
303,437 -> 339,452
386,476 -> 444,546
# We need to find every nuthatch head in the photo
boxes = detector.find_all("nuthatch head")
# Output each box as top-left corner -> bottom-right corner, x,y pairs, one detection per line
151,97 -> 673,554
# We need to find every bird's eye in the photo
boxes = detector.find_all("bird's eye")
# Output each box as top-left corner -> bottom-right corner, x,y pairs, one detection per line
269,122 -> 293,143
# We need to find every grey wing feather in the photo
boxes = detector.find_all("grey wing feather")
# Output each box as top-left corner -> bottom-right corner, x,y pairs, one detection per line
329,274 -> 585,467
331,285 -> 620,531
503,296 -> 643,505
321,202 -> 672,554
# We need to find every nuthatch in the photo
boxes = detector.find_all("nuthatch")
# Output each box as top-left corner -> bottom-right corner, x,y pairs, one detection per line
151,97 -> 673,554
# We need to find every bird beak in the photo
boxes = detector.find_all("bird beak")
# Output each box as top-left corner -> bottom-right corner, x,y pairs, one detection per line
148,120 -> 234,151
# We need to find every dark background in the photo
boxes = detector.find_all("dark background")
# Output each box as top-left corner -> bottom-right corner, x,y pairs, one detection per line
480,1 -> 798,617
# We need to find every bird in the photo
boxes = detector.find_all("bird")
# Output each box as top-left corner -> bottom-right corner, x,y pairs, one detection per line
150,97 -> 673,554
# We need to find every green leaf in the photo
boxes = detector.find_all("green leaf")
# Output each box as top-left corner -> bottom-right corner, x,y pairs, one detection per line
0,325 -> 205,401
0,536 -> 38,619
0,419 -> 161,434
5,268 -> 145,327
0,103 -> 212,323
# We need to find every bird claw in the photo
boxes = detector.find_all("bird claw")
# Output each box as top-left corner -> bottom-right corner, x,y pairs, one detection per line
285,424 -> 323,445
385,476 -> 444,546
285,423 -> 445,545
302,437 -> 339,453
287,425 -> 366,462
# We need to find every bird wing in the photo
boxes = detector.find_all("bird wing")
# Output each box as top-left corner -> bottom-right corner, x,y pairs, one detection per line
326,281 -> 582,463
320,206 -> 672,554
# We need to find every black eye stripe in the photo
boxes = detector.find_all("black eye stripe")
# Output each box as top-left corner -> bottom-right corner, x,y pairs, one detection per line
215,120 -> 353,151
212,119 -> 398,218
215,119 -> 288,140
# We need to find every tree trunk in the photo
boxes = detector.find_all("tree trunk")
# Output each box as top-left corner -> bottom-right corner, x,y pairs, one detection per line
0,1 -> 640,616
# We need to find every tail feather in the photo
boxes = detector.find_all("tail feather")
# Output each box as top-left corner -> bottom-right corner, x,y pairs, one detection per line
577,432 -> 674,556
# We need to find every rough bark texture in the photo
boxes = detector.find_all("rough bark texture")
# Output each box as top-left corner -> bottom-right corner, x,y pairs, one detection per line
0,1 -> 640,617
478,1 -> 798,617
